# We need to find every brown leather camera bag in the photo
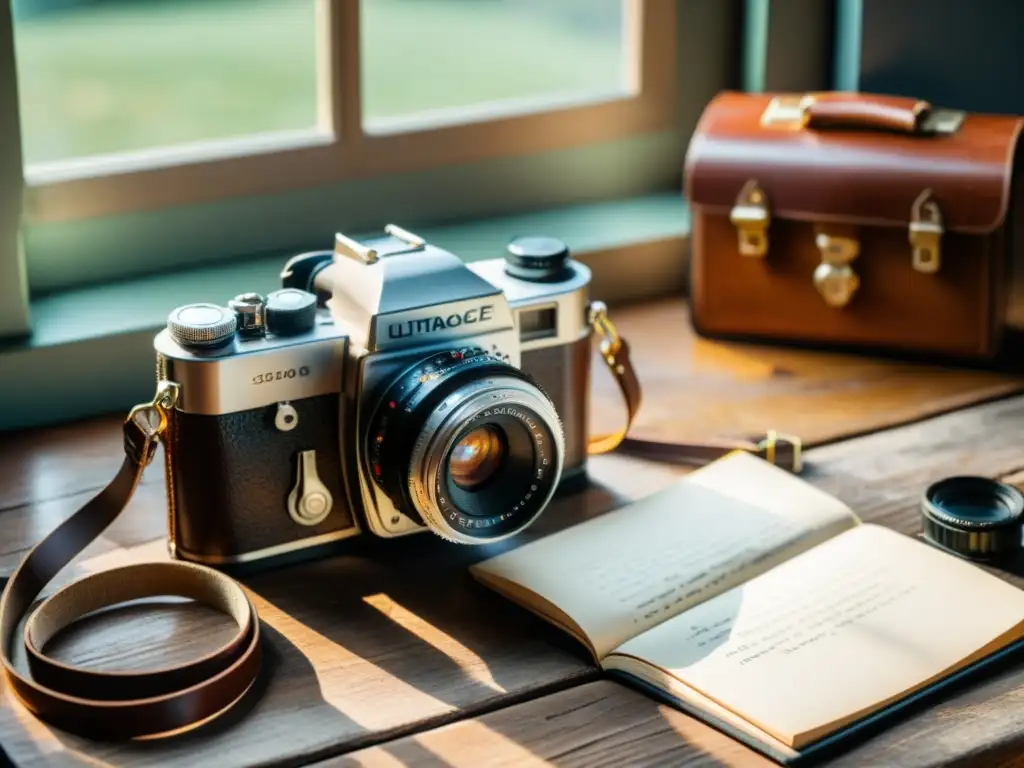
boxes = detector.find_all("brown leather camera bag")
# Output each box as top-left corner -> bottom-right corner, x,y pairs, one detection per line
685,91 -> 1024,360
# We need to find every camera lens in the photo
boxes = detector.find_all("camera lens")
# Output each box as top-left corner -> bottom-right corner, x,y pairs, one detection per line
449,425 -> 506,490
367,348 -> 564,544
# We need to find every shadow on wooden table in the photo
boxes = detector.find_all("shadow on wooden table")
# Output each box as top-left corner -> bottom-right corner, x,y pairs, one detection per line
6,480 -> 637,767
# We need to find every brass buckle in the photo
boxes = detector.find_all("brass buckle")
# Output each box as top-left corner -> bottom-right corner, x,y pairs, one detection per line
588,300 -> 621,359
755,430 -> 803,473
759,94 -> 817,129
124,381 -> 180,466
909,190 -> 943,274
730,180 -> 771,258
813,232 -> 861,308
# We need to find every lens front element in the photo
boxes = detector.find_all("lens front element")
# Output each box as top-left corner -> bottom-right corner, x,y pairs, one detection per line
449,425 -> 506,490
367,347 -> 564,544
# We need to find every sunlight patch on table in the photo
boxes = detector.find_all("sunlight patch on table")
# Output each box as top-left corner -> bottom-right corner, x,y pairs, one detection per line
413,720 -> 551,767
347,750 -> 410,768
76,537 -> 170,572
363,593 -> 505,694
659,703 -> 772,766
249,593 -> 456,729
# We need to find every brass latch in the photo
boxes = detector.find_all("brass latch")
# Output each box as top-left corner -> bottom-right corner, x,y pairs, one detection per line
813,231 -> 861,308
909,190 -> 943,274
730,180 -> 770,257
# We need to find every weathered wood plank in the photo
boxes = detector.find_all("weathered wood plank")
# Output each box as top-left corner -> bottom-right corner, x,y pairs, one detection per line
4,390 -> 1024,766
334,677 -> 1023,768
0,413 -> 154,512
331,680 -> 772,768
0,482 -> 168,578
588,298 -> 1024,450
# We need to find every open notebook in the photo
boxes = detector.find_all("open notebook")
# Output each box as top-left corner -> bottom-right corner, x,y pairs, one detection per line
470,452 -> 1024,764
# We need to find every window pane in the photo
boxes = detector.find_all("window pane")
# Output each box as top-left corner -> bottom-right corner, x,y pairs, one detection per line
12,0 -> 318,166
361,0 -> 627,129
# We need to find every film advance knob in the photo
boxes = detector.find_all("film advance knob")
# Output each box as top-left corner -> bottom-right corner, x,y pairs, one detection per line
167,303 -> 237,348
505,236 -> 571,282
266,289 -> 318,336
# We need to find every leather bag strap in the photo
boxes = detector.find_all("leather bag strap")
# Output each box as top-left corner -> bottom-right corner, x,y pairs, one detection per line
0,383 -> 262,740
586,301 -> 802,473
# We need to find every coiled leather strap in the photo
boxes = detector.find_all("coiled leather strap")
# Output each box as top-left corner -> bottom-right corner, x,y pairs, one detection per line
0,396 -> 262,740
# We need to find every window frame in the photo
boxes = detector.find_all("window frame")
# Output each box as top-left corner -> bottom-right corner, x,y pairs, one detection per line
0,1 -> 28,338
742,0 -> 835,94
22,0 -> 678,225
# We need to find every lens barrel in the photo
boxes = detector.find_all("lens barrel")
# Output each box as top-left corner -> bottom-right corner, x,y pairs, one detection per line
367,348 -> 564,544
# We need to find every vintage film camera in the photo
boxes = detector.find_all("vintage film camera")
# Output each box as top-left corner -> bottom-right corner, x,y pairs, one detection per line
154,225 -> 600,566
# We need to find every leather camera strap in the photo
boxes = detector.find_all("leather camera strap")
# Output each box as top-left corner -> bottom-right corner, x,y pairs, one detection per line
0,385 -> 262,740
586,301 -> 802,473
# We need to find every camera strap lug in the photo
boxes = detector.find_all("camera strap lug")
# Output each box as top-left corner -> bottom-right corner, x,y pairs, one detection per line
0,381 -> 262,740
587,302 -> 802,472
587,301 -> 642,455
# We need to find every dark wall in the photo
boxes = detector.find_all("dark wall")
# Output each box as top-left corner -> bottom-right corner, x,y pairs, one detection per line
855,0 -> 1024,115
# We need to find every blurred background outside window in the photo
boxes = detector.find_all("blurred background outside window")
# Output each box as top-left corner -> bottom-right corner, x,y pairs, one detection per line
11,0 -> 626,167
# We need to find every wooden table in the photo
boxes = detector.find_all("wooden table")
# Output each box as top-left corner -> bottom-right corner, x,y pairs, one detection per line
4,297 -> 1024,767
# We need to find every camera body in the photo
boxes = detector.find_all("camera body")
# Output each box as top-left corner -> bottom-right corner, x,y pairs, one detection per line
155,226 -> 594,566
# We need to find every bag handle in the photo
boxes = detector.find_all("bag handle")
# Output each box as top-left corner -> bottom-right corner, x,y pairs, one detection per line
0,383 -> 262,740
802,93 -> 930,134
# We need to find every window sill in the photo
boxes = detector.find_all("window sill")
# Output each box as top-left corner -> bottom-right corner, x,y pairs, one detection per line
0,193 -> 689,432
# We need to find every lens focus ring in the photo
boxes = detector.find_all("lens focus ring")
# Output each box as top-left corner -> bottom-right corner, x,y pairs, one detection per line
409,376 -> 564,545
366,349 -> 565,545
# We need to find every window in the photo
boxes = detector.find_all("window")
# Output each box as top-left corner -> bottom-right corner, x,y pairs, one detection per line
13,0 -> 676,225
1,0 -> 765,341
0,0 -> 707,305
14,0 -> 320,165
361,0 -> 628,131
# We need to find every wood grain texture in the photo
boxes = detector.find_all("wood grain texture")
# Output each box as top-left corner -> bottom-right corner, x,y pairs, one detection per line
3,299 -> 1024,767
589,298 -> 1024,449
331,394 -> 1024,768
332,680 -> 773,768
335,679 -> 1024,768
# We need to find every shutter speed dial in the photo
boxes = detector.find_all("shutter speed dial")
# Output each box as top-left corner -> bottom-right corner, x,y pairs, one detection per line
266,289 -> 317,336
167,304 -> 237,348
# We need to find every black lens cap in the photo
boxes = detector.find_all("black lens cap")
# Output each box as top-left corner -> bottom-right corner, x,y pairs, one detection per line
504,236 -> 571,282
921,476 -> 1024,561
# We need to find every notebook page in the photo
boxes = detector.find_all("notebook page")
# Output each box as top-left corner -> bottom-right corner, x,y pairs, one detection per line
609,524 -> 1024,749
471,452 -> 857,658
